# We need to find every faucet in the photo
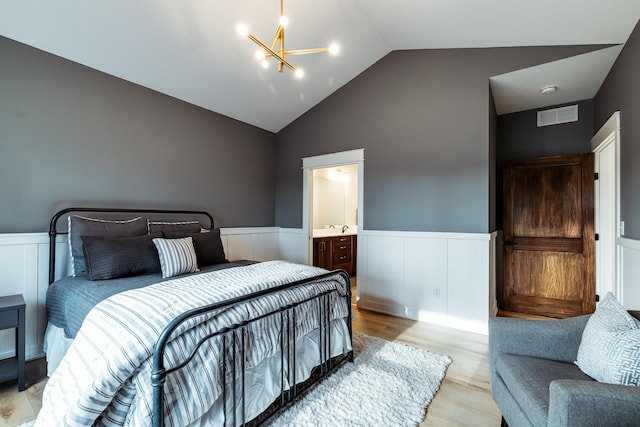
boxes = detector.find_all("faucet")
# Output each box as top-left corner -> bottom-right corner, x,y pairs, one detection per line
341,225 -> 349,233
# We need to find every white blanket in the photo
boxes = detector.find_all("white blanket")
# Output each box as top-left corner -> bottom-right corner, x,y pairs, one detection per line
34,261 -> 349,427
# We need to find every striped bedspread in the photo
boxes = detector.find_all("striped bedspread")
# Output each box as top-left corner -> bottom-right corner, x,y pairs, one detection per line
34,260 -> 349,427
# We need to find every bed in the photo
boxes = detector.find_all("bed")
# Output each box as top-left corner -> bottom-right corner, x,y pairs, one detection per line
35,207 -> 353,427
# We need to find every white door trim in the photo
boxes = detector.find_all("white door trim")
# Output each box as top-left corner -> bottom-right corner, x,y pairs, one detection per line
591,111 -> 621,301
302,149 -> 365,268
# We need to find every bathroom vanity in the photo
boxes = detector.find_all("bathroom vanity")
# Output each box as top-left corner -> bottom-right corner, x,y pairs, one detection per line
312,231 -> 357,276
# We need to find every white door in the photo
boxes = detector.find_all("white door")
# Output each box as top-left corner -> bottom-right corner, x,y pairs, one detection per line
591,112 -> 620,301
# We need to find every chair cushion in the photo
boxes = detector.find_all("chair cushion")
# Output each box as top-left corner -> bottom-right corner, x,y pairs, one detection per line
496,354 -> 594,427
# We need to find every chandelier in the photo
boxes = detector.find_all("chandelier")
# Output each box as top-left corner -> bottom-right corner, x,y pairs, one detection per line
237,0 -> 339,78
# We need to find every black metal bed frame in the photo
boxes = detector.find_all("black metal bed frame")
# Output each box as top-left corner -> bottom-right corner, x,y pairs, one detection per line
48,207 -> 353,427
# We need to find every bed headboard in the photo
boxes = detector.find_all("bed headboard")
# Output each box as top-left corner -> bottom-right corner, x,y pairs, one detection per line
48,207 -> 214,284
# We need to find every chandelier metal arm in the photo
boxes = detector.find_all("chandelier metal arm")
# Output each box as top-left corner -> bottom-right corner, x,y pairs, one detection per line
269,25 -> 284,52
283,48 -> 331,56
240,0 -> 336,76
263,48 -> 331,59
247,32 -> 298,73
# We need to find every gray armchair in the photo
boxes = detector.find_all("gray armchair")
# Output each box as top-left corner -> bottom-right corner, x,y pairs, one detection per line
489,314 -> 640,427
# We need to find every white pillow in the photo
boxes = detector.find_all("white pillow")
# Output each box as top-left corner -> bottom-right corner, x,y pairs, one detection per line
576,292 -> 640,385
152,237 -> 198,278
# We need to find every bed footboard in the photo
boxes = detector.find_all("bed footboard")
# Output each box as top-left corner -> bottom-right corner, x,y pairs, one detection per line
151,269 -> 353,427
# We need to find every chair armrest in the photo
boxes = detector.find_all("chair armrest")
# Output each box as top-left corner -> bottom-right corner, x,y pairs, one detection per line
548,380 -> 640,427
489,315 -> 590,363
489,316 -> 590,389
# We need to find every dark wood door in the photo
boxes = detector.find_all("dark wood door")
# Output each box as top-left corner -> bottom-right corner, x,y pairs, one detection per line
503,154 -> 595,318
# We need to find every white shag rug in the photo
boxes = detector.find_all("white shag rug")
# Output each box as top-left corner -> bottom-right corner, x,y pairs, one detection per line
267,331 -> 452,427
19,332 -> 451,427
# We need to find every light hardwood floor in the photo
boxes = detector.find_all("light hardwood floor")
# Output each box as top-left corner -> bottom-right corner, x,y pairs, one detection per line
352,297 -> 502,426
0,285 -> 503,426
0,358 -> 46,426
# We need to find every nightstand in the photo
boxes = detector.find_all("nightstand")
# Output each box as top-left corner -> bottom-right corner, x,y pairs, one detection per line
0,294 -> 25,391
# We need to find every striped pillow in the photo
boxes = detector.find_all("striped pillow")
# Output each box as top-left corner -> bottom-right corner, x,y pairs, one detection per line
152,237 -> 198,278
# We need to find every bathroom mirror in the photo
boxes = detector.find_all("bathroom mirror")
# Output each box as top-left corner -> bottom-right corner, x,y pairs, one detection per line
312,164 -> 358,229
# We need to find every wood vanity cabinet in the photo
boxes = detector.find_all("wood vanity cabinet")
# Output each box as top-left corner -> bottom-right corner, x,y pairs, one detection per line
313,235 -> 356,276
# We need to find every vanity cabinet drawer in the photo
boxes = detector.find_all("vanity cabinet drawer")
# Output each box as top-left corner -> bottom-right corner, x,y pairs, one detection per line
332,239 -> 351,254
313,235 -> 356,276
332,250 -> 351,264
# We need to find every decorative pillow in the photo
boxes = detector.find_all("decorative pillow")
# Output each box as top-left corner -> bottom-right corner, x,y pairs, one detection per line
81,233 -> 162,280
68,215 -> 148,277
163,228 -> 227,267
152,237 -> 199,278
576,292 -> 640,385
148,220 -> 202,234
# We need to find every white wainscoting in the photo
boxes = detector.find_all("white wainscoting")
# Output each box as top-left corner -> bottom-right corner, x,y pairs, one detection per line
0,228 -> 282,361
357,230 -> 496,335
277,228 -> 307,265
1,227 -> 505,361
618,237 -> 640,309
0,233 -> 68,362
273,228 -> 499,334
220,227 -> 280,262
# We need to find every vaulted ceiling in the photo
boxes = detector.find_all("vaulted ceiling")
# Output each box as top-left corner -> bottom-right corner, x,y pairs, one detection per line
1,1 -> 639,132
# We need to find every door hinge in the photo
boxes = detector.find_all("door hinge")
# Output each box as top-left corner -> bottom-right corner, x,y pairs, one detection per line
595,233 -> 599,241
595,172 -> 599,180
596,294 -> 600,302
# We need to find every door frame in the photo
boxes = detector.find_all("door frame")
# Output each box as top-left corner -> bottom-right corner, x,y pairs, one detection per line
590,111 -> 621,301
302,149 -> 364,272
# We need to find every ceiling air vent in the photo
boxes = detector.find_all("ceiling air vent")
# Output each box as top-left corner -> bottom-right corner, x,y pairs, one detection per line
537,105 -> 578,127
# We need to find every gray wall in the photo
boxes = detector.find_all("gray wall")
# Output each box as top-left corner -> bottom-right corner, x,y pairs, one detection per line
595,20 -> 640,240
275,45 -> 607,233
496,99 -> 595,228
0,36 -> 276,232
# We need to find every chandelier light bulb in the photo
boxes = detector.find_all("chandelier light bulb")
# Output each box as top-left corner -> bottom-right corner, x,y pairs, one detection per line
295,68 -> 304,79
279,15 -> 289,27
261,60 -> 270,69
237,23 -> 248,37
255,50 -> 266,61
329,43 -> 340,56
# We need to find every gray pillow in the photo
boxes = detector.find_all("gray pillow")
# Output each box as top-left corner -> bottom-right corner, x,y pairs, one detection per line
69,215 -> 148,277
148,220 -> 202,234
82,233 -> 162,280
163,228 -> 227,266
576,292 -> 640,385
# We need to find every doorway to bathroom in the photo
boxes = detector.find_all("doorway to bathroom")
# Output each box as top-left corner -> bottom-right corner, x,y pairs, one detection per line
302,149 -> 364,306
